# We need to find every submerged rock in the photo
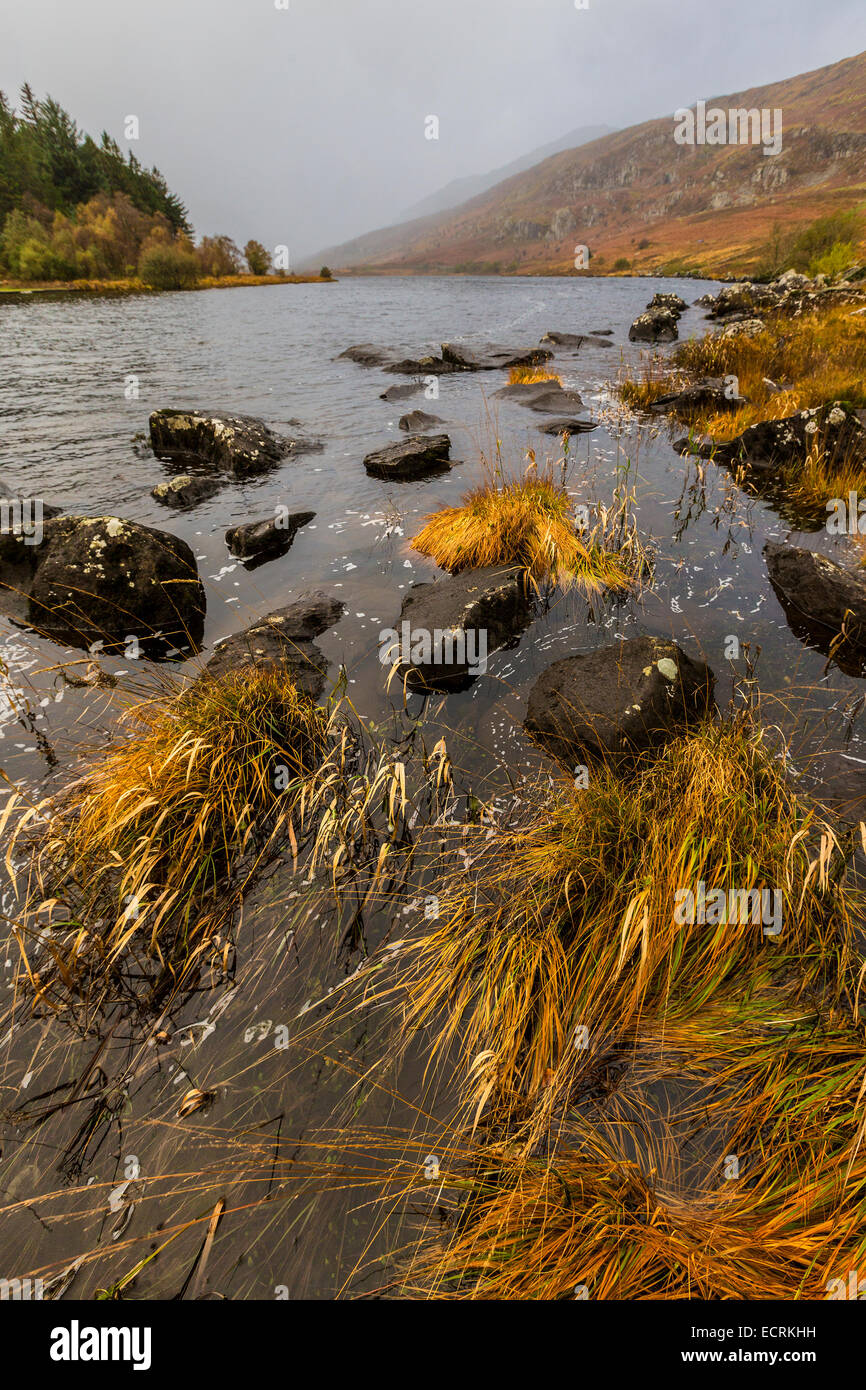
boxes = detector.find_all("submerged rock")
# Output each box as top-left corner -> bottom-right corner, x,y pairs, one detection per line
364,433 -> 453,481
388,565 -> 532,691
339,344 -> 399,369
493,380 -> 585,413
672,434 -> 721,459
628,309 -> 679,343
0,514 -> 206,655
765,542 -> 866,671
205,591 -> 344,698
152,475 -> 222,509
149,410 -> 322,478
0,493 -> 63,523
398,410 -> 445,432
225,511 -> 316,564
439,342 -> 553,372
525,636 -> 715,762
537,417 -> 598,436
340,341 -> 552,377
540,331 -> 614,349
380,383 -> 423,402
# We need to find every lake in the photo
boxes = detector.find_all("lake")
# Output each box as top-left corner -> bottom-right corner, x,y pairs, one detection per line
1,275 -> 864,1297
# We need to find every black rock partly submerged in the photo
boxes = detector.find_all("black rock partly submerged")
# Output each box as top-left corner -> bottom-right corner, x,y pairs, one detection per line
149,410 -> 322,479
525,636 -> 715,764
204,591 -> 345,699
225,511 -> 316,566
389,566 -> 532,692
0,514 -> 206,656
364,433 -> 453,481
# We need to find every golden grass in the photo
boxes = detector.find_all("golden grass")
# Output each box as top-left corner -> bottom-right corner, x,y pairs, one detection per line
617,304 -> 866,510
364,701 -> 866,1299
617,358 -> 681,410
6,667 -> 331,1004
409,468 -> 648,594
393,711 -> 860,1121
408,1097 -> 866,1299
507,366 -> 563,386
675,306 -> 866,419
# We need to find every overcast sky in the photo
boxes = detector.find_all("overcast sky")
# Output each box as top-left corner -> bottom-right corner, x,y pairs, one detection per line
3,0 -> 866,260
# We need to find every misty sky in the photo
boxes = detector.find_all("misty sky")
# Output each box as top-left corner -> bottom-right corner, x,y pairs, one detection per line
3,0 -> 866,260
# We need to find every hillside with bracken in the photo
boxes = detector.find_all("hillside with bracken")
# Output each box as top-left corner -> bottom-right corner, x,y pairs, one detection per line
314,49 -> 866,278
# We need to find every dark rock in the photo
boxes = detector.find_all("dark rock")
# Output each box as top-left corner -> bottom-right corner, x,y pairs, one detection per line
152,475 -> 222,509
540,332 -> 614,349
538,418 -> 598,436
149,410 -> 322,479
705,284 -> 779,321
524,636 -> 715,762
589,328 -> 614,335
364,433 -> 452,481
225,511 -> 315,564
439,342 -> 553,372
765,542 -> 866,672
398,410 -> 445,432
493,380 -> 585,413
715,402 -> 866,476
628,308 -> 679,343
340,341 -> 553,377
383,355 -> 455,377
339,344 -> 397,368
388,565 -> 532,692
205,591 -> 344,698
0,493 -> 63,522
380,383 -> 423,402
648,377 -> 749,415
0,515 -> 206,655
649,292 -> 688,315
713,318 -> 765,340
700,275 -> 866,325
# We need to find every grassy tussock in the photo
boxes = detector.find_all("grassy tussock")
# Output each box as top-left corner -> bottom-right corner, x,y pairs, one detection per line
409,1106 -> 866,1299
507,366 -> 562,386
7,668 -> 331,1003
618,305 -> 866,510
617,358 -> 681,410
394,714 -> 860,1119
674,305 -> 866,426
409,468 -> 648,594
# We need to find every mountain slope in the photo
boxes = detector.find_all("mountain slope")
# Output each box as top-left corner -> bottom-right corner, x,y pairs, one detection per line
316,50 -> 866,278
399,124 -> 615,222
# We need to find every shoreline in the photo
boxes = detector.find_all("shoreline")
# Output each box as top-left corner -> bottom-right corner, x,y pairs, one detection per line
0,272 -> 335,303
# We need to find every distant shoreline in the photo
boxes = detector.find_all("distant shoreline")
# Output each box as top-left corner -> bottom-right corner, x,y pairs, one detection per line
0,272 -> 335,303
